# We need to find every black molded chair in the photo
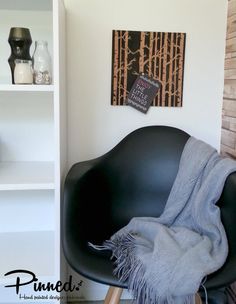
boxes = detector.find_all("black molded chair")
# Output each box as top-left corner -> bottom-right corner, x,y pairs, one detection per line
62,126 -> 236,304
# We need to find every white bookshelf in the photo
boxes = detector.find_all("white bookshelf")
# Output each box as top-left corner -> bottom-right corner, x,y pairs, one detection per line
0,0 -> 67,303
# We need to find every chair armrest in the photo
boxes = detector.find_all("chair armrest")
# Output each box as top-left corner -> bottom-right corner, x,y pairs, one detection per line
62,158 -> 101,255
206,172 -> 236,289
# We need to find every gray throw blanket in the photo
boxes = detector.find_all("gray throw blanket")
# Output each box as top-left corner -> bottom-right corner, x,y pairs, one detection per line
89,137 -> 236,304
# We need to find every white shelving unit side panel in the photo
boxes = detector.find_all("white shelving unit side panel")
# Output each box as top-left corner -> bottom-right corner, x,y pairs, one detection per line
52,0 -> 67,286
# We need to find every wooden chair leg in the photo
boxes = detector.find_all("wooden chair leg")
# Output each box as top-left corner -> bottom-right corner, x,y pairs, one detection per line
105,287 -> 201,304
104,286 -> 123,304
104,286 -> 115,303
195,292 -> 202,304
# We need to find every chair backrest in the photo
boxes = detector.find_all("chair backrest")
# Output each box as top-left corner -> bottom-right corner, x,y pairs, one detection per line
74,126 -> 190,243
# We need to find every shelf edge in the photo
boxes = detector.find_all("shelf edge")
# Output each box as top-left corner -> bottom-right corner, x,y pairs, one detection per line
0,84 -> 54,92
0,183 -> 55,191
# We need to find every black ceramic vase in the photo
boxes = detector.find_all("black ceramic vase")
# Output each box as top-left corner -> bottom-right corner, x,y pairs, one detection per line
8,27 -> 32,84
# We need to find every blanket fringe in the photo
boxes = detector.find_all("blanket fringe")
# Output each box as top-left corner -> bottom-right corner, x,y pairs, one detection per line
200,277 -> 208,304
89,234 -> 195,304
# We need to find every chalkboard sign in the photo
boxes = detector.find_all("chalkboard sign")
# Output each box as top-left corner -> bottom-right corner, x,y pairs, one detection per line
126,75 -> 161,113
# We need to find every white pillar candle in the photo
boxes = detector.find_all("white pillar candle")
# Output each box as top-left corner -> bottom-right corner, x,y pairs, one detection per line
14,60 -> 33,84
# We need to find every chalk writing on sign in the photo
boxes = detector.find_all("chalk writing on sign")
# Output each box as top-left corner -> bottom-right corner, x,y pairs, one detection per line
126,75 -> 161,113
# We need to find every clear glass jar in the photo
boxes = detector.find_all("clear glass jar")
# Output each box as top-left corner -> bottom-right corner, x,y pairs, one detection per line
14,59 -> 33,84
32,40 -> 52,85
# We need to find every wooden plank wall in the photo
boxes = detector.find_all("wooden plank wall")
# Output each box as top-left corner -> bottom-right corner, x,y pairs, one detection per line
222,2 -> 236,303
221,0 -> 236,158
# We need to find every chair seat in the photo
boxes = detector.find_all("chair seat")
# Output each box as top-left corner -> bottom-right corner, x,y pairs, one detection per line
199,288 -> 228,304
65,242 -> 127,288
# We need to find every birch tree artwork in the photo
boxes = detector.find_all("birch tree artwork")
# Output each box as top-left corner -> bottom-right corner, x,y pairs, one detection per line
111,30 -> 186,107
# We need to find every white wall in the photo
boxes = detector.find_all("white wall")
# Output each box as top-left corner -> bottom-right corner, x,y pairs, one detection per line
64,0 -> 228,300
65,0 -> 227,166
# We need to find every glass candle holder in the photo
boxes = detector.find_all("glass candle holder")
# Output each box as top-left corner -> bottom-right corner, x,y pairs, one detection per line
32,40 -> 52,85
14,59 -> 33,84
